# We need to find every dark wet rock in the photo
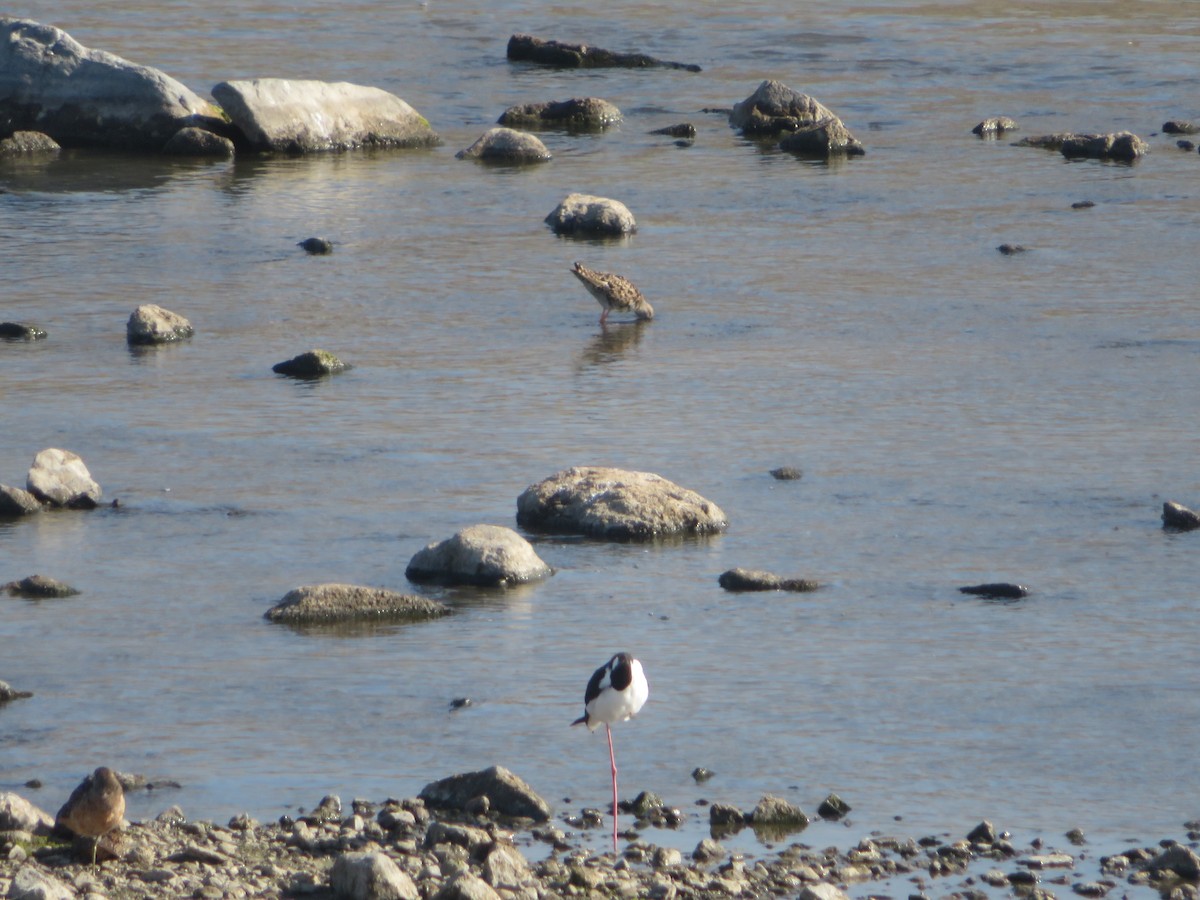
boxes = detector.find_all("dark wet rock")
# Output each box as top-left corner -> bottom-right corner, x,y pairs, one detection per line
1065,828 -> 1087,845
958,582 -> 1029,599
818,793 -> 851,820
730,80 -> 849,140
0,681 -> 34,704
0,18 -> 219,151
264,583 -> 450,625
126,303 -> 194,345
449,697 -> 472,711
419,765 -> 550,822
3,575 -> 79,598
1162,120 -> 1199,135
26,448 -> 102,508
998,243 -> 1027,255
544,193 -> 637,236
0,131 -> 60,154
749,795 -> 809,832
297,237 -> 334,255
1145,844 -> 1200,880
331,850 -> 420,900
1061,131 -> 1148,161
516,465 -> 728,540
1162,500 -> 1200,532
779,116 -> 865,157
691,767 -> 715,783
162,126 -> 235,157
456,127 -> 551,163
718,567 -> 819,593
973,116 -> 1018,136
1071,200 -> 1096,209
0,484 -> 43,516
506,33 -> 701,72
709,804 -> 745,828
967,821 -> 998,844
210,78 -> 440,154
770,466 -> 803,481
272,349 -> 347,377
498,98 -> 621,130
1177,140 -> 1196,151
0,322 -> 48,340
650,123 -> 696,138
405,524 -> 552,587
1018,133 -> 1074,151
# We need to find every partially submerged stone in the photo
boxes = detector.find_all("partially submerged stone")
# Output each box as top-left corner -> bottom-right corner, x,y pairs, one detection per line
650,123 -> 696,139
272,349 -> 347,378
718,568 -> 819,593
211,78 -> 440,154
1162,120 -> 1199,135
729,80 -> 840,137
817,793 -> 851,820
1162,500 -> 1200,532
264,583 -> 450,625
3,575 -> 80,598
498,98 -> 621,130
162,127 -> 234,157
544,193 -> 636,236
127,304 -> 194,345
419,766 -> 550,822
1060,131 -> 1147,162
456,127 -> 551,163
0,682 -> 34,704
972,116 -> 1018,136
769,466 -> 802,481
506,33 -> 701,72
405,524 -> 552,587
516,466 -> 728,540
26,448 -> 101,508
297,237 -> 334,255
958,582 -> 1029,600
0,484 -> 42,517
0,17 -> 219,151
778,116 -> 865,157
0,322 -> 47,340
750,795 -> 809,833
0,130 -> 60,154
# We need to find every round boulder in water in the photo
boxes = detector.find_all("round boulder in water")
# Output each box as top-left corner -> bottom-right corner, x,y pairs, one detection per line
405,524 -> 551,587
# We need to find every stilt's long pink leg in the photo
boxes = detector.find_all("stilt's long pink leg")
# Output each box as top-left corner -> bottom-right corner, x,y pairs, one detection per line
607,724 -> 618,853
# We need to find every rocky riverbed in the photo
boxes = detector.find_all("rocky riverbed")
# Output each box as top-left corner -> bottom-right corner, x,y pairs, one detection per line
3,781 -> 1198,900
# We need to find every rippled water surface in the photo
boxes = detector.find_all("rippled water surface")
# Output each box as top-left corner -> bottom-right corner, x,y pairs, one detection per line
2,0 -> 1199,864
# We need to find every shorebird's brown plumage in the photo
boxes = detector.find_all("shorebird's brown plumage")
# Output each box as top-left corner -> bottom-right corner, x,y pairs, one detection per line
571,262 -> 654,325
56,767 -> 125,865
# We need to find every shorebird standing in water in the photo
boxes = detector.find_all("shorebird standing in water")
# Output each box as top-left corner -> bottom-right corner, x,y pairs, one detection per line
571,262 -> 654,325
56,767 -> 125,865
572,652 -> 649,852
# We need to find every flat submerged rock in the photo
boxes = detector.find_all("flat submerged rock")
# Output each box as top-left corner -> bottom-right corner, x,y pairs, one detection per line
264,583 -> 450,624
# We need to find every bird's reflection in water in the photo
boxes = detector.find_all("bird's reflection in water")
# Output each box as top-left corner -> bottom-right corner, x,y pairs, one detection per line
576,321 -> 649,372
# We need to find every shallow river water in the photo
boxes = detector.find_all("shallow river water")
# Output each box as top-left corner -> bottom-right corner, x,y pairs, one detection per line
2,0 -> 1199,869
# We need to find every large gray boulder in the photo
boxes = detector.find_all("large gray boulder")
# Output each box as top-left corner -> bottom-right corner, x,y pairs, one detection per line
544,193 -> 636,236
0,17 -> 220,151
265,584 -> 450,625
126,304 -> 194,345
419,766 -> 550,822
405,524 -> 552,587
516,466 -> 728,540
455,127 -> 550,164
210,79 -> 440,154
26,448 -> 101,509
729,80 -> 839,137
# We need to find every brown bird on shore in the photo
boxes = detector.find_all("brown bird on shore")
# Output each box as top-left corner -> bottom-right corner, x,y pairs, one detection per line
55,767 -> 125,865
571,262 -> 654,325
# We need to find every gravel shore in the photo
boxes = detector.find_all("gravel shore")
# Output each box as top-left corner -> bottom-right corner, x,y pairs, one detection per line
3,786 -> 1199,900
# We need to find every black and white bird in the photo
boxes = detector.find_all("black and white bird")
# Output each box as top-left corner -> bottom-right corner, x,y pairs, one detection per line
572,652 -> 649,852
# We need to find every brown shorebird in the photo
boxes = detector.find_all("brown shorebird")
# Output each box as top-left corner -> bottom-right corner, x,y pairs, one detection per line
571,262 -> 654,325
56,767 -> 125,865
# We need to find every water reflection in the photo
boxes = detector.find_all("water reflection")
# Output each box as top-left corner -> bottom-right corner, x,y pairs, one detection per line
576,322 -> 648,371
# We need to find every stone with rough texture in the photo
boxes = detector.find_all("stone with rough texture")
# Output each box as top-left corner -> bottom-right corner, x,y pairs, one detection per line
750,795 -> 809,831
506,33 -> 701,72
405,524 -> 551,587
211,79 -> 440,154
1146,844 -> 1200,880
778,116 -> 865,157
272,349 -> 347,377
1060,131 -> 1147,161
498,97 -> 621,130
127,304 -> 194,345
719,568 -> 820,593
419,766 -> 550,822
482,844 -> 533,890
1163,120 -> 1199,135
162,127 -> 235,157
433,871 -> 502,900
0,484 -> 43,516
0,322 -> 47,340
26,448 -> 101,508
265,584 -> 450,625
0,793 -> 52,833
0,131 -> 60,154
1161,501 -> 1200,532
729,80 -> 840,137
455,127 -> 550,163
3,575 -> 79,598
973,116 -> 1018,135
9,865 -> 74,900
0,17 -> 219,151
516,466 -> 728,540
544,193 -> 636,236
799,884 -> 850,900
330,851 -> 420,900
0,682 -> 34,703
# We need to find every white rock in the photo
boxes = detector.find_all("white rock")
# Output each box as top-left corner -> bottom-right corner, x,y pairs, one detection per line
330,851 -> 420,900
26,448 -> 101,508
405,525 -> 551,587
544,193 -> 636,235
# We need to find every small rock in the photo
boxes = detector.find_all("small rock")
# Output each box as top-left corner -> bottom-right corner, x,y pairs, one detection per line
718,568 -> 820,593
544,192 -> 637,236
708,804 -> 745,828
959,582 -> 1029,599
997,243 -> 1027,255
3,575 -> 79,598
433,869 -> 502,900
162,127 -> 235,157
1176,140 -> 1196,151
297,237 -> 334,254
973,116 -> 1019,135
799,883 -> 850,900
0,682 -> 34,703
272,349 -> 347,377
0,793 -> 53,833
1060,131 -> 1148,162
506,33 -> 701,72
691,767 -> 715,783
749,795 -> 809,833
778,117 -> 865,157
730,79 -> 842,138
1162,120 -> 1199,134
456,127 -> 551,163
481,844 -> 532,890
769,466 -> 802,481
405,524 -> 552,587
1021,853 -> 1075,869
1065,828 -> 1087,845
0,131 -> 61,155
0,322 -> 48,340
264,583 -> 450,625
1162,501 -> 1200,532
331,850 -> 420,900
967,821 -> 998,843
449,697 -> 472,711
693,838 -> 726,862
9,865 -> 75,900
498,97 -> 621,130
650,123 -> 696,139
126,303 -> 194,345
419,766 -> 550,822
26,448 -> 102,508
1146,844 -> 1200,880
0,484 -> 43,516
817,793 -> 851,820
1072,882 -> 1112,897
1071,200 -> 1096,209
